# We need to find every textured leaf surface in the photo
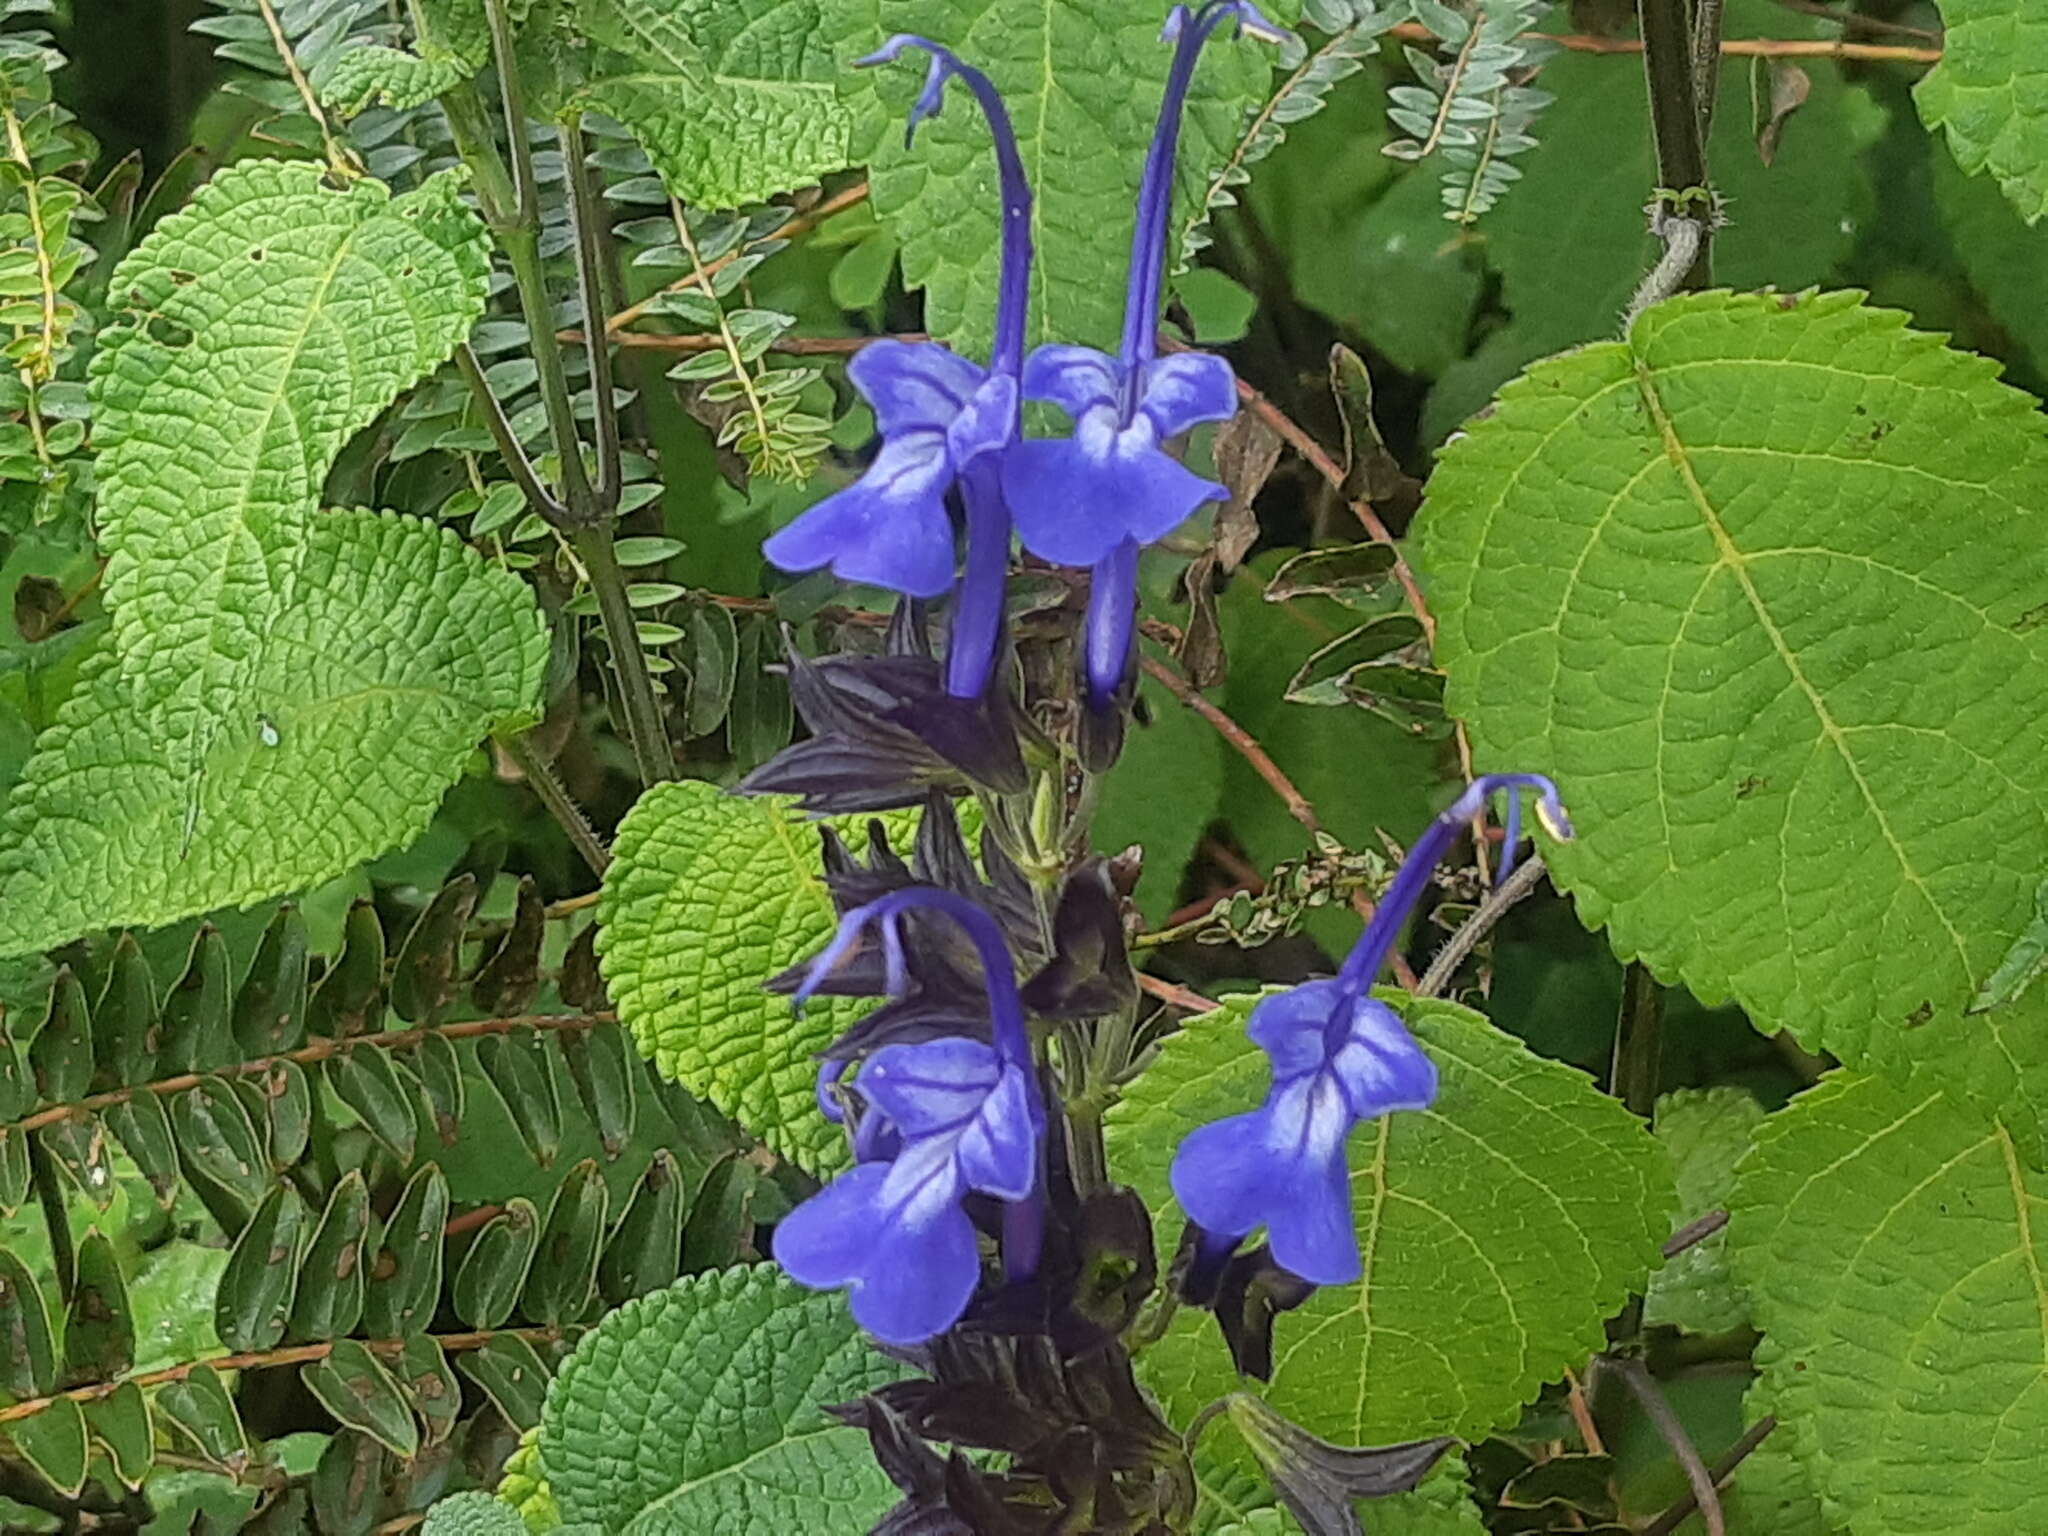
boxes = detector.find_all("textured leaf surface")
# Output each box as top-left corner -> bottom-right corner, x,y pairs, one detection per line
0,162 -> 544,954
1420,291 -> 2048,1149
323,0 -> 490,113
580,0 -> 854,209
1107,991 -> 1672,1445
842,0 -> 1290,354
1917,0 -> 2048,222
421,1491 -> 528,1536
539,1266 -> 902,1534
1644,1088 -> 1763,1334
1932,138 -> 2048,376
1729,1070 -> 2048,1532
598,781 -> 920,1171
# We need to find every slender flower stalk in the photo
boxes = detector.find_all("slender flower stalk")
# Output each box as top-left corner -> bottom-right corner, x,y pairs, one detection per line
761,38 -> 1032,701
1002,1 -> 1286,709
1171,775 -> 1572,1285
774,885 -> 1048,1342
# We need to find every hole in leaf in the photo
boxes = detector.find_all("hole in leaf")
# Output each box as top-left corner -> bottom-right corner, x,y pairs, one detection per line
144,314 -> 193,349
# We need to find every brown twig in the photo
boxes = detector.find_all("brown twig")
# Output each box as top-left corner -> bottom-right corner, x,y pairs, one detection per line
1137,972 -> 1219,1014
1640,1416 -> 1777,1536
1563,1366 -> 1608,1456
600,180 -> 872,334
1614,1356 -> 1726,1536
1769,0 -> 1939,39
6,1013 -> 613,1138
1663,1208 -> 1730,1258
0,1325 -> 577,1425
1417,855 -> 1549,997
1390,21 -> 1940,62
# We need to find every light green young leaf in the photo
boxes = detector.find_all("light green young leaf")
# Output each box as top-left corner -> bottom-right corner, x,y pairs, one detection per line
578,0 -> 855,209
1917,0 -> 2048,223
1729,1070 -> 2048,1533
539,1266 -> 902,1534
0,162 -> 545,955
1107,991 -> 1673,1448
420,1491 -> 528,1536
597,781 -> 921,1171
1420,290 -> 2048,1152
322,0 -> 495,114
842,0 -> 1292,354
1643,1088 -> 1764,1334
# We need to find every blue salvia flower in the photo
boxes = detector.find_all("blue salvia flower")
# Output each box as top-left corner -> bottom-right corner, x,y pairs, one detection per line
772,886 -> 1047,1344
1170,775 -> 1573,1285
761,38 -> 1032,700
1001,1 -> 1287,709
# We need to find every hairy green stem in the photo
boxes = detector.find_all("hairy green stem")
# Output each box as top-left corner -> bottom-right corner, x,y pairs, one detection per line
572,523 -> 675,784
499,732 -> 611,875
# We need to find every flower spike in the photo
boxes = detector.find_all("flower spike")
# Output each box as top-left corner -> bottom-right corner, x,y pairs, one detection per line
1170,775 -> 1572,1285
773,885 -> 1048,1343
765,38 -> 1034,699
1001,1 -> 1287,711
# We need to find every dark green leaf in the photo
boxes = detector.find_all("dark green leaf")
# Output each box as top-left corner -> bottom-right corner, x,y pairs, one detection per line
454,1334 -> 551,1433
309,1427 -> 388,1536
159,924 -> 235,1075
478,1032 -> 561,1168
309,899 -> 388,1039
82,1380 -> 152,1489
521,1158 -> 608,1326
171,1078 -> 273,1215
0,1126 -> 27,1214
327,1046 -> 419,1164
36,1112 -> 115,1210
598,1149 -> 684,1305
288,1171 -> 371,1344
233,904 -> 311,1058
28,966 -> 90,1105
727,614 -> 792,773
0,1245 -> 57,1396
155,1360 -> 249,1471
362,1162 -> 447,1339
215,1183 -> 307,1352
559,1022 -> 636,1161
685,600 -> 739,738
452,1197 -> 540,1330
412,1030 -> 467,1149
60,1229 -> 134,1384
1264,543 -> 1400,608
1329,344 -> 1421,508
89,933 -> 158,1090
301,1339 -> 419,1458
1284,616 -> 1428,705
0,1006 -> 33,1121
238,1058 -> 313,1169
6,1396 -> 88,1496
394,1335 -> 461,1447
471,877 -> 544,1018
680,1155 -> 760,1274
391,875 -> 479,1025
102,1091 -> 179,1207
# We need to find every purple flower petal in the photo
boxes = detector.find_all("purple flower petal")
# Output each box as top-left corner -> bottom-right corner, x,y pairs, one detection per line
858,1037 -> 1004,1138
1020,344 -> 1120,419
1002,423 -> 1227,566
953,1064 -> 1038,1200
1262,1127 -> 1360,1285
1245,979 -> 1350,1078
849,339 -> 987,436
1137,352 -> 1238,438
946,373 -> 1019,469
773,1162 -> 893,1290
1331,998 -> 1439,1120
762,432 -> 957,597
1171,1109 -> 1277,1239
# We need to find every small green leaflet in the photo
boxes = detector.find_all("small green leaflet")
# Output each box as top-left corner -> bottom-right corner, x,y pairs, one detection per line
1421,290 -> 2048,1153
322,0 -> 493,114
578,0 -> 856,210
1106,990 -> 1672,1450
0,163 -> 546,955
1729,1070 -> 2048,1532
597,780 -> 923,1172
1918,0 -> 2048,223
538,1266 -> 903,1534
